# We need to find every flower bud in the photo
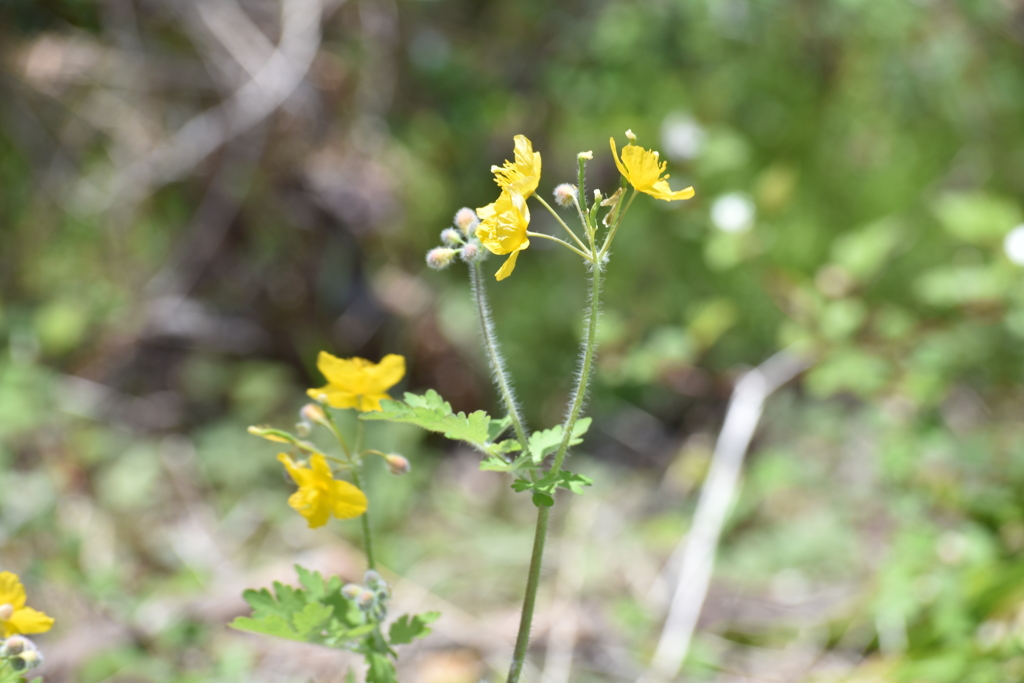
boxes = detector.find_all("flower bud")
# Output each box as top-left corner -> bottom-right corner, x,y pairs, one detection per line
1,634 -> 29,655
247,426 -> 296,444
426,247 -> 459,270
460,242 -> 485,263
625,129 -> 637,142
14,649 -> 42,670
0,604 -> 13,621
593,189 -> 603,203
441,228 -> 464,247
301,403 -> 329,427
578,150 -> 593,160
342,583 -> 362,600
554,184 -> 577,208
454,207 -> 480,235
364,569 -> 384,588
383,453 -> 410,475
356,589 -> 376,610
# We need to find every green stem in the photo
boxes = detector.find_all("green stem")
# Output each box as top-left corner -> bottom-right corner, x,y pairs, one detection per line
550,261 -> 602,476
506,259 -> 603,683
469,262 -> 529,451
525,231 -> 592,260
352,420 -> 376,569
598,189 -> 637,260
507,505 -> 550,683
534,195 -> 590,254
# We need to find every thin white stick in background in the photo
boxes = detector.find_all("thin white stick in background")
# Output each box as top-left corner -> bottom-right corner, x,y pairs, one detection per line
639,350 -> 811,683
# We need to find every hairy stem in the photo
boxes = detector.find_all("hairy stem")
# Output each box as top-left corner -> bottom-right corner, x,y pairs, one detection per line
507,261 -> 603,683
550,262 -> 602,476
351,420 -> 376,569
469,261 -> 529,451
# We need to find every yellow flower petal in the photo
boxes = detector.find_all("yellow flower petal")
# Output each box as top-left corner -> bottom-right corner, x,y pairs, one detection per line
610,136 -> 695,202
5,607 -> 54,637
0,572 -> 26,609
495,250 -> 521,281
476,192 -> 530,255
328,480 -> 369,519
491,135 -> 542,199
308,352 -> 406,413
278,453 -> 366,528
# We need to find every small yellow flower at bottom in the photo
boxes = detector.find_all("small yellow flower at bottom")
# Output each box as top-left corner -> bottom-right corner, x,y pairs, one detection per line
610,135 -> 695,202
0,572 -> 54,637
476,191 -> 531,281
278,453 -> 368,528
307,352 -> 406,412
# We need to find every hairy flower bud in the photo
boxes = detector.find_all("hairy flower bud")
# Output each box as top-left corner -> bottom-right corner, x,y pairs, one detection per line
383,453 -> 411,475
1,635 -> 29,655
454,207 -> 480,235
364,569 -> 384,587
356,589 -> 376,610
341,583 -> 362,600
554,184 -> 577,208
14,649 -> 42,671
578,150 -> 593,160
0,604 -> 12,621
426,247 -> 459,270
460,242 -> 485,263
441,228 -> 464,247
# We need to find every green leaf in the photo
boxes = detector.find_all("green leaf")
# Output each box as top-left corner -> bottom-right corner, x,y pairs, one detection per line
292,601 -> 335,638
366,652 -> 398,683
480,456 -> 513,472
230,614 -> 304,641
488,416 -> 513,441
528,418 -> 592,463
554,471 -> 594,494
361,390 -> 491,447
532,491 -> 555,507
513,469 -> 594,505
388,611 -> 441,645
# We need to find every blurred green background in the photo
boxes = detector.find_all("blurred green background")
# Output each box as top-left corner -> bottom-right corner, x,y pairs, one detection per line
3,0 -> 1024,681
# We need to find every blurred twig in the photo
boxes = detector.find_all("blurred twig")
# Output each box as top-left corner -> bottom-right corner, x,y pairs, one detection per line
639,350 -> 811,683
75,0 -> 327,213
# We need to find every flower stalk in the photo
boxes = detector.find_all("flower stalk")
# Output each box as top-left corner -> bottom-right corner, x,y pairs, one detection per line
469,261 -> 530,451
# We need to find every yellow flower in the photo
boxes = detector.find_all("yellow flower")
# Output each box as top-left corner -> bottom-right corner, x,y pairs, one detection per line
475,191 -> 531,281
278,453 -> 368,528
610,134 -> 695,202
307,353 -> 406,412
0,572 -> 54,637
491,135 -> 542,199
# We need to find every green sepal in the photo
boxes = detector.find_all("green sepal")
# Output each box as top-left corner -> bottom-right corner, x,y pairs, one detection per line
389,611 -> 441,645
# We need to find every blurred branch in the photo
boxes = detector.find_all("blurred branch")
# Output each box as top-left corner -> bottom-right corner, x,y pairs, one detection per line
74,0 -> 327,213
639,349 -> 812,683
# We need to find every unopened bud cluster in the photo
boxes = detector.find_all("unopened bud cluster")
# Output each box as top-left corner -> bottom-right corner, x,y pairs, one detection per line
0,635 -> 44,671
341,569 -> 392,623
425,207 -> 489,270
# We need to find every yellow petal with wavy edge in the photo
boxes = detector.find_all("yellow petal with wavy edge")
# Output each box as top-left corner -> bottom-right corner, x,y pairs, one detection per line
610,136 -> 694,202
0,573 -> 26,609
307,353 -> 405,412
495,250 -> 521,281
277,453 -> 367,528
4,607 -> 55,637
491,135 -> 541,199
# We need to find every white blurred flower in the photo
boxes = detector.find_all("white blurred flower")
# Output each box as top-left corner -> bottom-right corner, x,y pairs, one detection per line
1003,224 -> 1024,265
710,193 -> 755,233
660,112 -> 705,162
